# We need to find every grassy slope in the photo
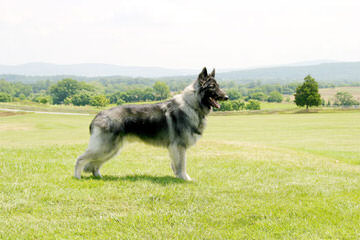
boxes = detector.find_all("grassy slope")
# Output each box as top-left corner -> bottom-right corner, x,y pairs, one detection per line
319,86 -> 360,101
0,112 -> 359,239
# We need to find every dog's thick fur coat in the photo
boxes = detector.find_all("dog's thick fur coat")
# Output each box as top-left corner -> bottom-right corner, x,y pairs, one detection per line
74,68 -> 228,180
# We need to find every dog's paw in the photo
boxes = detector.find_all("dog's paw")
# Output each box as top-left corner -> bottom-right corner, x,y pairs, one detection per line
74,175 -> 81,180
178,173 -> 192,181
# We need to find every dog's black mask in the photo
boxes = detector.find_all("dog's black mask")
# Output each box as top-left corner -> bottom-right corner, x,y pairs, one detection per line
198,67 -> 228,109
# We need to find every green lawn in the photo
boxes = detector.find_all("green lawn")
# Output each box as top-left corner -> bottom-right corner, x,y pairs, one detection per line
260,102 -> 297,110
0,111 -> 359,239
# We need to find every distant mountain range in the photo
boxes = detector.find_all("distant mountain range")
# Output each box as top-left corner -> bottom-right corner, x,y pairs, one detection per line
216,61 -> 360,83
0,61 -> 360,84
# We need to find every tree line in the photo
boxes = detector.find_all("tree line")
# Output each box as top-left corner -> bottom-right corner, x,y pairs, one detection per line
0,75 -> 359,109
0,78 -> 171,107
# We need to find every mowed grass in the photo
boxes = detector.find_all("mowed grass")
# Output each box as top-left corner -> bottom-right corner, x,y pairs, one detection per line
260,102 -> 297,110
0,111 -> 359,239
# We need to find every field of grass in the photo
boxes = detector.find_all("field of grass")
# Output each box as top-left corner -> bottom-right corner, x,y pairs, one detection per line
319,86 -> 360,102
260,102 -> 297,110
1,110 -> 359,239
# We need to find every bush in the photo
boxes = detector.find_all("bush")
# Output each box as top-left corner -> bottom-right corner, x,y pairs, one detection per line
32,95 -> 51,104
50,78 -> 95,104
117,99 -> 125,105
90,95 -> 109,107
249,92 -> 267,101
39,97 -> 49,104
231,99 -> 245,110
64,97 -> 73,105
226,89 -> 242,100
71,90 -> 93,106
246,100 -> 261,110
153,81 -> 170,100
334,92 -> 359,106
19,93 -> 26,101
0,92 -> 11,102
219,101 -> 233,111
213,99 -> 246,112
267,91 -> 283,103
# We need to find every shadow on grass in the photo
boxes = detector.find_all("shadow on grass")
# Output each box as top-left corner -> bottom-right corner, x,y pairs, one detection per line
81,174 -> 189,185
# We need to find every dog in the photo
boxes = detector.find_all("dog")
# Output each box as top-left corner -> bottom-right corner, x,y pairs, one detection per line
74,67 -> 228,181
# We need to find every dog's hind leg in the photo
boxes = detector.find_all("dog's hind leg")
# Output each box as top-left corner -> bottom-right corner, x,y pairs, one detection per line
74,126 -> 122,179
168,144 -> 192,181
83,142 -> 122,178
74,150 -> 94,179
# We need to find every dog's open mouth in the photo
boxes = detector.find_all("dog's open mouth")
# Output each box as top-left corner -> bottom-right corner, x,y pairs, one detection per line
209,97 -> 220,108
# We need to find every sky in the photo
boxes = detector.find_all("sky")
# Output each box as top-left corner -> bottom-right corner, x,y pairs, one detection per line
1,0 -> 359,69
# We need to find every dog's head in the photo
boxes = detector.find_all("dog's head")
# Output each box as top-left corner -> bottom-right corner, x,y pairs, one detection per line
197,67 -> 228,109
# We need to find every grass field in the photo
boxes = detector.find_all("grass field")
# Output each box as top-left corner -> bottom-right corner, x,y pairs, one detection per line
319,86 -> 360,102
1,110 -> 359,239
260,102 -> 297,110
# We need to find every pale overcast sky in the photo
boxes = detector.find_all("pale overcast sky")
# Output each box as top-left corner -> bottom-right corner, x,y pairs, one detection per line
1,0 -> 359,69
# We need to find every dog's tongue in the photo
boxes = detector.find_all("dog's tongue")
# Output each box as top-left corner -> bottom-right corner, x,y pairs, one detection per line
209,97 -> 220,108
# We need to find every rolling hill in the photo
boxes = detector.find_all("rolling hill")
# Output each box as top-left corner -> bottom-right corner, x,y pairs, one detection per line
0,61 -> 359,84
216,62 -> 360,83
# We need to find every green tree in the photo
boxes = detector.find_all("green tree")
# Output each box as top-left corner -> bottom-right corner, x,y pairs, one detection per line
249,92 -> 267,101
231,99 -> 245,110
39,96 -> 49,104
0,80 -> 15,96
226,89 -> 242,100
267,91 -> 283,102
50,79 -> 81,104
321,98 -> 325,106
153,81 -> 170,100
64,96 -> 73,105
19,93 -> 26,101
294,75 -> 321,109
246,100 -> 261,110
0,92 -> 11,102
90,95 -> 109,107
334,92 -> 359,106
117,98 -> 126,105
71,90 -> 93,106
142,88 -> 155,101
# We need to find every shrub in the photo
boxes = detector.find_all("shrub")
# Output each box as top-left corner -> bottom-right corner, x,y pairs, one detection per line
246,100 -> 261,110
268,91 -> 283,103
231,99 -> 245,110
213,99 -> 246,112
71,90 -> 93,106
226,89 -> 242,100
117,99 -> 125,105
0,92 -> 11,102
249,92 -> 267,101
90,95 -> 109,107
39,97 -> 48,104
334,92 -> 359,106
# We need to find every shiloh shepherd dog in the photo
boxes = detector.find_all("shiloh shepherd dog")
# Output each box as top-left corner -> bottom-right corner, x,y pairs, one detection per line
74,67 -> 228,181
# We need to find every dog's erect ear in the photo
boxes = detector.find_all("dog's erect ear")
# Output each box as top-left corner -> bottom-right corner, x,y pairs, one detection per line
198,67 -> 208,85
199,67 -> 208,79
210,68 -> 215,77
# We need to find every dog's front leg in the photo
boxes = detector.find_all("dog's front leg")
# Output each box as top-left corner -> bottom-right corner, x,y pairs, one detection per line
168,144 -> 192,181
